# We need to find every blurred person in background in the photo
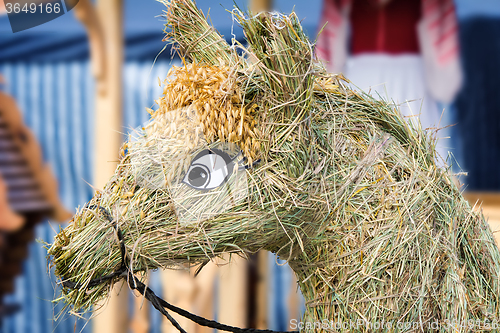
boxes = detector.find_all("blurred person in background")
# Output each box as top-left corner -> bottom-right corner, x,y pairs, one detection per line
316,0 -> 462,164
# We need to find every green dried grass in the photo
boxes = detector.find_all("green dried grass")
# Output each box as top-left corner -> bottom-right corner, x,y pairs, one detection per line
48,0 -> 500,330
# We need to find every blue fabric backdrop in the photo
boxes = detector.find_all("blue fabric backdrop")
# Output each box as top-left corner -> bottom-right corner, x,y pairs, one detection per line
0,61 -> 95,333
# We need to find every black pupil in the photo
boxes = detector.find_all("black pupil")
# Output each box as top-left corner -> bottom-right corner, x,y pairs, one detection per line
188,166 -> 209,187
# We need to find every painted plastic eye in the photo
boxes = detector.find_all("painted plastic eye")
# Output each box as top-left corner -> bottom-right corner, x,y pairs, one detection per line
182,149 -> 236,191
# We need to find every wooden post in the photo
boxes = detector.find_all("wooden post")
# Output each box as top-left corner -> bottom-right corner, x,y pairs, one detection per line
218,254 -> 248,329
255,251 -> 269,329
159,263 -> 217,333
131,286 -> 150,333
249,0 -> 272,12
193,262 -> 218,333
94,0 -> 123,189
87,0 -> 127,332
463,192 -> 500,246
287,269 -> 300,328
72,0 -> 106,87
160,269 -> 197,333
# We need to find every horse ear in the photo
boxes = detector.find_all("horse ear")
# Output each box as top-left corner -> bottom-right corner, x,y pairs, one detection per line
238,11 -> 315,122
161,0 -> 236,66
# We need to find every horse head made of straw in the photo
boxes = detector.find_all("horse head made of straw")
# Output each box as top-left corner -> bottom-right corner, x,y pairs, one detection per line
48,0 -> 500,330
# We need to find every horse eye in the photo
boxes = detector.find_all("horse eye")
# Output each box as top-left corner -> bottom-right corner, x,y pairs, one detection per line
182,149 -> 234,191
187,165 -> 210,188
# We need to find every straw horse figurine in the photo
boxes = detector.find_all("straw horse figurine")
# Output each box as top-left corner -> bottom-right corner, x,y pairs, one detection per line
49,1 -> 500,332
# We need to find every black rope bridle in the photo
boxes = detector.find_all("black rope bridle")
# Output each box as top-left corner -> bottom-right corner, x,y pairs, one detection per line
61,205 -> 298,333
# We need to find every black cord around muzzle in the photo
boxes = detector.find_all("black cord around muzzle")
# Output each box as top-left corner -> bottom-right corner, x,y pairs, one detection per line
60,205 -> 298,333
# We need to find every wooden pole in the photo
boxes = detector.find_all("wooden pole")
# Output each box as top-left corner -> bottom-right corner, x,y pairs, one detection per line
249,0 -> 272,12
160,269 -> 197,333
131,286 -> 150,333
287,269 -> 300,328
160,262 -> 217,333
255,251 -> 269,329
463,192 -> 500,246
218,254 -> 248,329
89,0 -> 127,332
94,0 -> 123,188
72,0 -> 106,89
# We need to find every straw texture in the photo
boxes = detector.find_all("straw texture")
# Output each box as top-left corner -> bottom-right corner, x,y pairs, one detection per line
48,1 -> 500,331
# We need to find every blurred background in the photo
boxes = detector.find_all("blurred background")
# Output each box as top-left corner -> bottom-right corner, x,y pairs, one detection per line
0,0 -> 499,332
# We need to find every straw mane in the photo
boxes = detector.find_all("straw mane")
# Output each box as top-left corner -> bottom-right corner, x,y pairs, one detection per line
152,63 -> 260,161
48,0 -> 500,330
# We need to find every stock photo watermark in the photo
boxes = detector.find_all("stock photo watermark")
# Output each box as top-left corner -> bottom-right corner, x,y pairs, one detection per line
4,0 -> 79,33
290,318 -> 500,331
